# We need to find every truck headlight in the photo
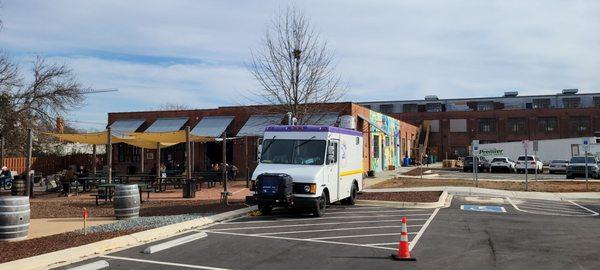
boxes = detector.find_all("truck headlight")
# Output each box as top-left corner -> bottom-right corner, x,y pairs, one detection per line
303,185 -> 311,193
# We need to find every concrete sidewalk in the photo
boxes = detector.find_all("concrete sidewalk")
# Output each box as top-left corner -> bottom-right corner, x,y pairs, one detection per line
29,218 -> 116,239
364,186 -> 600,201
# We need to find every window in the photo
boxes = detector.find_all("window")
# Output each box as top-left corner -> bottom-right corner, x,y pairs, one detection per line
563,97 -> 580,108
379,104 -> 394,114
570,117 -> 591,134
537,117 -> 557,133
260,139 -> 326,165
373,135 -> 380,157
507,118 -> 527,135
532,98 -> 551,109
326,141 -> 338,164
426,103 -> 442,112
402,104 -> 418,113
476,102 -> 493,111
362,104 -> 371,109
449,119 -> 467,132
450,146 -> 467,159
594,97 -> 600,108
478,118 -> 497,133
117,143 -> 140,163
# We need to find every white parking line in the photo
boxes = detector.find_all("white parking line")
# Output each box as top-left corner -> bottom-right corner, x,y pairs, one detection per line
143,232 -> 208,254
325,209 -> 431,215
227,213 -> 434,224
210,219 -> 429,231
310,232 -> 416,240
366,242 -> 401,246
100,255 -> 230,270
253,225 -> 420,236
506,197 -> 598,216
516,204 -> 591,214
567,200 -> 600,216
408,208 -> 439,251
207,231 -> 397,251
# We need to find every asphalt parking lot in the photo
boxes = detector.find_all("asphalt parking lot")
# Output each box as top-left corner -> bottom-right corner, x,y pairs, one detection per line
58,197 -> 600,270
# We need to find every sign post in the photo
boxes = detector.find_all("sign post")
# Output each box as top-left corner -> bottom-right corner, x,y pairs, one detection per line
583,138 -> 590,190
472,140 -> 479,187
82,208 -> 89,235
522,140 -> 529,191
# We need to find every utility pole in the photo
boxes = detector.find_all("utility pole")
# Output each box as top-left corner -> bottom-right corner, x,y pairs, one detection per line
1,137 -> 4,168
185,126 -> 191,182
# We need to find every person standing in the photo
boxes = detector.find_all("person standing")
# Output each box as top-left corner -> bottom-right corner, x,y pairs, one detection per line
61,168 -> 75,196
0,167 -> 11,188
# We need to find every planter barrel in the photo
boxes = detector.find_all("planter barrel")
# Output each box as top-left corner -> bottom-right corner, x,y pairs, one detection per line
113,184 -> 140,220
0,196 -> 30,241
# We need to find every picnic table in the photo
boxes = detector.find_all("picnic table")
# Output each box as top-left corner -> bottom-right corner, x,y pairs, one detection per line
93,183 -> 151,206
155,176 -> 187,192
114,174 -> 154,184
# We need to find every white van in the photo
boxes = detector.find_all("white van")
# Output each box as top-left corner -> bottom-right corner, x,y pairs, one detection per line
249,125 -> 364,217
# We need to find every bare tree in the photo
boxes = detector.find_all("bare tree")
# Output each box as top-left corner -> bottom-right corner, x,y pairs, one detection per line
0,56 -> 86,155
249,7 -> 345,124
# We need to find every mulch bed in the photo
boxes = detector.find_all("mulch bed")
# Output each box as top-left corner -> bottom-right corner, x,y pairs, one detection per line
358,191 -> 442,202
31,199 -> 245,219
0,229 -> 142,264
402,167 -> 435,176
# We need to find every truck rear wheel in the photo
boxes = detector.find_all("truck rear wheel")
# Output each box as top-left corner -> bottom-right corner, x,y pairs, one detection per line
342,183 -> 357,205
313,193 -> 327,217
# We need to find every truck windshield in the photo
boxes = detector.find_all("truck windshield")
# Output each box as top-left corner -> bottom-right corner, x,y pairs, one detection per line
570,157 -> 597,163
260,139 -> 326,165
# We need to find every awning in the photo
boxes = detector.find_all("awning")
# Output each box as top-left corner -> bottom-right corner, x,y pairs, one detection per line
304,113 -> 339,126
109,119 -> 145,137
45,132 -> 112,145
129,130 -> 216,144
357,114 -> 391,135
191,116 -> 234,137
236,115 -> 283,137
145,117 -> 189,132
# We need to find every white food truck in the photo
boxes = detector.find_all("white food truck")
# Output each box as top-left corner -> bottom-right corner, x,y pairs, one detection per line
249,125 -> 364,217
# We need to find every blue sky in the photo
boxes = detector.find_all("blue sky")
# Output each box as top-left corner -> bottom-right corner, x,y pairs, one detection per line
1,0 -> 599,130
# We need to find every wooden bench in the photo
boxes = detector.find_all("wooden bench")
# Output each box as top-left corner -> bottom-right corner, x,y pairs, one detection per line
140,187 -> 154,202
193,172 -> 222,188
91,193 -> 113,206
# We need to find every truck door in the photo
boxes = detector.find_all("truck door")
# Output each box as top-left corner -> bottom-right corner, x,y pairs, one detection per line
326,140 -> 340,202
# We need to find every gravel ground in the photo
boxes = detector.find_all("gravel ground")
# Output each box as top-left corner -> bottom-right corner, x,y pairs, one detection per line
79,214 -> 204,234
0,230 -> 142,264
31,199 -> 245,218
358,191 -> 442,202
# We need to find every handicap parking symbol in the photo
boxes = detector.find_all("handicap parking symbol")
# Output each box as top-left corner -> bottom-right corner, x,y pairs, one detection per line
461,205 -> 506,213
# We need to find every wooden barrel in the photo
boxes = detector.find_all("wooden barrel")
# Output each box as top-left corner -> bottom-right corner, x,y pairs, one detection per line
113,184 -> 140,220
0,196 -> 30,241
11,179 -> 25,196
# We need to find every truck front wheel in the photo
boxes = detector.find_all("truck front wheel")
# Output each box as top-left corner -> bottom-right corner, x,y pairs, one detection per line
258,203 -> 272,215
313,193 -> 327,217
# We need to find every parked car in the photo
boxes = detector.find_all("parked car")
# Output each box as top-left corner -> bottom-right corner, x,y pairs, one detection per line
566,156 -> 600,179
490,157 -> 516,173
463,156 -> 491,172
548,159 -> 569,174
515,155 -> 543,173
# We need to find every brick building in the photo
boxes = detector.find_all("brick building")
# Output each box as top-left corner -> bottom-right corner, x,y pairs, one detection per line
107,103 -> 418,178
359,89 -> 600,159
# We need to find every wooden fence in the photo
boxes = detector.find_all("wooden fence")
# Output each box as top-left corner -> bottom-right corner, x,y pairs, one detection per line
2,154 -> 105,175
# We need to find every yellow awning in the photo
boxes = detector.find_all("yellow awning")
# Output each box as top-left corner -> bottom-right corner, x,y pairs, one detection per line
128,131 -> 216,143
45,130 -> 216,149
45,132 -> 114,145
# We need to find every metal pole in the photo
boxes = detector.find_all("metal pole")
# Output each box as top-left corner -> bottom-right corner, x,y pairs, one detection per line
92,144 -> 97,176
525,147 -> 528,191
25,129 -> 33,197
475,155 -> 478,188
585,149 -> 589,190
534,149 -> 538,181
245,136 -> 249,188
185,126 -> 191,181
140,147 -> 145,173
107,127 -> 112,184
191,142 -> 195,173
222,132 -> 228,205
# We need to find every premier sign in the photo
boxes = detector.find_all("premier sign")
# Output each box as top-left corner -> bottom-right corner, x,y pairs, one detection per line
479,148 -> 504,156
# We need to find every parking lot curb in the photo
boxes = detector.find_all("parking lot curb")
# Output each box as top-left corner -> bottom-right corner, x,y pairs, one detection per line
357,190 -> 448,208
0,205 -> 258,270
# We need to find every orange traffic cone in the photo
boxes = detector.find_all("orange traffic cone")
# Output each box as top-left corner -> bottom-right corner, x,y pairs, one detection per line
391,217 -> 416,261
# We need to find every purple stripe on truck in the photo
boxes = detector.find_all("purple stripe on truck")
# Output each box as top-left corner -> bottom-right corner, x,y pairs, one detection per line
265,125 -> 363,137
